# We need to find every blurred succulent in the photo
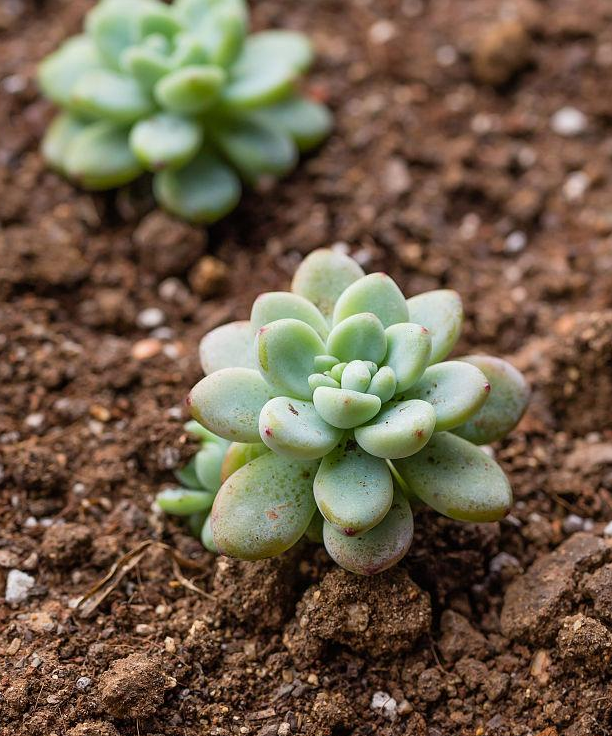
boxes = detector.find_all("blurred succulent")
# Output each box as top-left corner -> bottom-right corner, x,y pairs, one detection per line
174,249 -> 529,574
38,0 -> 332,223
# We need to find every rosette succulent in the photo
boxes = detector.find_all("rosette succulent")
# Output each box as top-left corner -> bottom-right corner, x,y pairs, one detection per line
37,0 -> 332,223
173,249 -> 529,574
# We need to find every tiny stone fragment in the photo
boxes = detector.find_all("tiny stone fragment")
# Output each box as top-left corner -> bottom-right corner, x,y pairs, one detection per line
5,569 -> 35,604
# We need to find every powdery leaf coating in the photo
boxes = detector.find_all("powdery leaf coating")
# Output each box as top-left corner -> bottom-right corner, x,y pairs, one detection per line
367,366 -> 397,403
401,360 -> 490,431
189,367 -> 275,443
383,322 -> 432,392
256,318 -> 325,400
354,399 -> 436,460
394,432 -> 512,522
405,289 -> 463,365
199,320 -> 256,375
312,387 -> 381,430
326,313 -> 387,364
291,249 -> 365,319
211,451 -> 318,559
323,487 -> 414,575
332,273 -> 410,328
251,292 -> 329,340
340,360 -> 372,393
314,439 -> 393,535
453,355 -> 530,445
259,397 -> 343,460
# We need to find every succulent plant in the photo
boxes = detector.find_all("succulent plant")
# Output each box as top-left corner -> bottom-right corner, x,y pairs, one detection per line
38,0 -> 332,223
166,249 -> 529,574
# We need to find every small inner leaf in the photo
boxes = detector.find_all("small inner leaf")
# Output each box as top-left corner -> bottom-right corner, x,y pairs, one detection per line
383,322 -> 432,392
312,387 -> 381,429
155,65 -> 226,114
326,312 -> 387,364
366,366 -> 397,403
405,289 -> 464,365
354,399 -> 436,459
341,361 -> 372,393
332,273 -> 410,328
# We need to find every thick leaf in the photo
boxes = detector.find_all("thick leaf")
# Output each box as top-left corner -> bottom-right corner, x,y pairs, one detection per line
38,35 -> 102,107
354,399 -> 436,459
326,313 -> 387,364
175,0 -> 248,28
259,397 -> 343,460
184,420 -> 230,447
196,5 -> 246,67
255,97 -> 332,151
367,366 -> 397,403
174,457 -> 200,489
86,0 -> 144,69
188,511 -> 207,537
323,488 -> 413,575
383,322 -> 432,392
155,65 -> 226,114
70,69 -> 154,124
235,30 -> 313,74
64,121 -> 143,190
251,292 -> 329,340
340,361 -> 372,393
156,487 -> 215,516
211,452 -> 318,559
122,45 -> 173,90
406,289 -> 463,364
308,373 -> 340,391
212,115 -> 297,184
401,361 -> 490,432
304,511 -> 324,544
313,354 -> 339,372
394,432 -> 512,522
312,387 -> 381,429
41,113 -> 89,174
199,320 -> 256,375
194,442 -> 226,492
255,318 -> 325,400
189,367 -> 275,443
314,439 -> 393,534
154,148 -> 241,223
291,249 -> 364,319
329,362 -> 348,383
220,442 -> 269,483
201,513 -> 217,552
453,356 -> 530,444
130,113 -> 203,171
222,60 -> 296,110
171,32 -> 210,67
332,273 -> 410,328
140,4 -> 183,37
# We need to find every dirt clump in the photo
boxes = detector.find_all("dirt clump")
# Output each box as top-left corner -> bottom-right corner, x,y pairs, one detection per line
66,723 -> 120,736
556,613 -> 612,672
97,652 -> 171,719
133,210 -> 206,277
472,20 -> 532,86
41,522 -> 92,568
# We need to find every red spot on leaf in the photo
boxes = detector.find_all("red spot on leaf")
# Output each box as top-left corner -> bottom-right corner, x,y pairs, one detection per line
267,510 -> 279,520
484,382 -> 491,393
264,427 -> 274,437
343,528 -> 357,537
185,393 -> 192,406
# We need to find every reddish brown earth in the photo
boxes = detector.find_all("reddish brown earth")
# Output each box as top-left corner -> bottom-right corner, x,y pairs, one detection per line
2,0 -> 612,734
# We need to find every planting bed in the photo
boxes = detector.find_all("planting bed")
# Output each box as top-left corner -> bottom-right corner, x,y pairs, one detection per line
2,0 -> 612,734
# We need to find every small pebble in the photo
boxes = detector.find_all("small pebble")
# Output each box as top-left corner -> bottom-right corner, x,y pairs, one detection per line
563,171 -> 590,202
436,45 -> 457,67
563,514 -> 585,534
504,231 -> 527,254
131,338 -> 162,360
25,412 -> 45,430
76,676 -> 92,691
550,107 -> 587,137
277,724 -> 291,736
370,691 -> 397,720
368,19 -> 397,45
603,520 -> 612,537
5,570 -> 35,604
137,307 -> 165,329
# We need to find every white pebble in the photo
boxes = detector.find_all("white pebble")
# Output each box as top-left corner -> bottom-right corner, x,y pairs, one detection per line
563,514 -> 585,534
436,45 -> 457,67
563,171 -> 590,202
551,107 -> 587,137
371,691 -> 397,719
489,552 -> 521,575
369,19 -> 397,45
603,520 -> 612,537
5,570 -> 35,604
136,307 -> 165,329
76,676 -> 92,690
25,413 -> 45,430
504,231 -> 527,254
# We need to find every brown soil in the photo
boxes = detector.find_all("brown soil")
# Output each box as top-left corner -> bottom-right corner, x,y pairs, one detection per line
2,1 -> 612,735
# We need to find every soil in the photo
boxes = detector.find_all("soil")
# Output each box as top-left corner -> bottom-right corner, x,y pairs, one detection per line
2,0 -> 612,735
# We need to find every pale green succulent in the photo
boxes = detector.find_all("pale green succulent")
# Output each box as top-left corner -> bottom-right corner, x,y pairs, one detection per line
37,0 -> 332,223
168,249 -> 530,575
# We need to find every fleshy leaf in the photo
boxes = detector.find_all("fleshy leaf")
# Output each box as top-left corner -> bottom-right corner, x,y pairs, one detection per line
308,374 -> 340,391
367,366 -> 397,403
222,60 -> 296,110
140,4 -> 183,37
255,318 -> 325,400
326,313 -> 387,364
354,399 -> 436,459
220,441 -> 269,483
122,46 -> 173,90
341,361 -> 372,393
189,367 -> 275,443
154,148 -> 241,223
453,356 -> 530,445
313,355 -> 339,372
196,5 -> 246,67
64,121 -> 142,190
70,69 -> 154,124
199,320 -> 256,375
211,452 -> 318,559
184,420 -> 229,447
212,115 -> 297,184
194,442 -> 225,492
304,510 -> 324,544
291,249 -> 365,319
38,35 -> 102,107
157,487 -> 215,516
383,322 -> 432,392
175,0 -> 248,28
323,488 -> 414,575
400,361 -> 490,432
130,113 -> 203,171
329,362 -> 348,383
314,439 -> 393,534
235,30 -> 313,74
332,273 -> 410,328
312,387 -> 381,429
41,113 -> 89,174
174,457 -> 200,489
171,32 -> 209,67
188,510 -> 207,537
155,65 -> 226,114
255,97 -> 332,151
393,432 -> 512,522
201,513 -> 218,552
406,289 -> 463,365
86,0 -> 144,69
250,292 -> 329,340
259,397 -> 343,460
